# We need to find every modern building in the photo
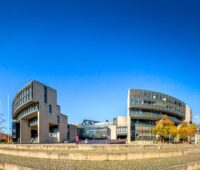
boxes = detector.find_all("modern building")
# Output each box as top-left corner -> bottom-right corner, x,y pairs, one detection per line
12,80 -> 68,143
67,124 -> 78,141
113,116 -> 128,139
77,120 -> 112,139
77,118 -> 128,140
127,89 -> 192,142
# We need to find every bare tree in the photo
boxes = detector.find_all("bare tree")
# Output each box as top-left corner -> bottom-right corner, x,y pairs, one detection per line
0,112 -> 6,133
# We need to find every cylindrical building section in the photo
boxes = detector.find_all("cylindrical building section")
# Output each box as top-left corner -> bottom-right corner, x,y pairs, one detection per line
128,89 -> 189,141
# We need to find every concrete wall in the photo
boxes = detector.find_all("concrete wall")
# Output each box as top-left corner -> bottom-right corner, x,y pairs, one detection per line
59,114 -> 68,142
20,119 -> 31,143
114,116 -> 128,126
0,144 -> 192,161
107,125 -> 116,140
68,125 -> 78,140
184,105 -> 192,123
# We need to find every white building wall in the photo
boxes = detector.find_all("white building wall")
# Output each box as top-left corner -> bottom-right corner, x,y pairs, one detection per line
184,105 -> 192,123
107,125 -> 117,140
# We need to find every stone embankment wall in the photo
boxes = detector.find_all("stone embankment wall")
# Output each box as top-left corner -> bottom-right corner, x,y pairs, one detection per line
0,144 -> 200,161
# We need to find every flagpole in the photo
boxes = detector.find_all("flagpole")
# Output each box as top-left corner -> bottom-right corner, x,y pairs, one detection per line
8,95 -> 10,144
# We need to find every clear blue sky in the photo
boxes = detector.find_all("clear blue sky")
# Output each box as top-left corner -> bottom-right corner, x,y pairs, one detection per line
0,0 -> 200,131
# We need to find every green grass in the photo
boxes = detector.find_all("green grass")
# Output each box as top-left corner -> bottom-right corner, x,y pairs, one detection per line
0,153 -> 200,170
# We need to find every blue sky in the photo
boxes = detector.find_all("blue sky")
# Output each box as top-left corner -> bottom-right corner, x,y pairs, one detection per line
0,0 -> 200,132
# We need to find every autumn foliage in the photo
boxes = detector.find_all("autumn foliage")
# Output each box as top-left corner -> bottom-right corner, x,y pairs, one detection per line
153,115 -> 196,143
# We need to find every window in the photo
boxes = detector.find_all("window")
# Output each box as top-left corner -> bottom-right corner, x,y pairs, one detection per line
44,86 -> 47,103
49,105 -> 52,113
57,116 -> 60,124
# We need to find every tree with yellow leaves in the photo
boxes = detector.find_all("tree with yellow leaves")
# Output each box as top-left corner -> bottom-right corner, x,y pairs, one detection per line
177,122 -> 196,143
153,115 -> 176,142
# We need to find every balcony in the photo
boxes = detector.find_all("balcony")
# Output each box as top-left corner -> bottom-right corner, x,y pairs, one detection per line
129,103 -> 185,118
29,118 -> 38,127
130,111 -> 181,124
16,103 -> 39,121
13,85 -> 33,116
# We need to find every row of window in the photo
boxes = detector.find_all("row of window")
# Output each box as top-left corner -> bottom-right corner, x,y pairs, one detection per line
14,86 -> 32,101
130,111 -> 181,124
117,127 -> 127,133
130,99 -> 184,114
13,87 -> 33,112
14,94 -> 32,110
131,120 -> 155,126
130,91 -> 184,108
16,103 -> 39,121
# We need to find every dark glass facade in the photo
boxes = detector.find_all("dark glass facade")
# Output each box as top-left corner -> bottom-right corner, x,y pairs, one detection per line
129,89 -> 186,141
12,121 -> 20,142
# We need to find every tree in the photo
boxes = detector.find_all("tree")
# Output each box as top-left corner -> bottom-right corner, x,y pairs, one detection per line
153,115 -> 176,141
0,112 -> 6,133
188,123 -> 196,142
177,122 -> 196,142
169,126 -> 177,139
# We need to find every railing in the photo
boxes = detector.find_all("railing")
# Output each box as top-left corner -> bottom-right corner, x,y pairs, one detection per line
130,111 -> 181,124
31,137 -> 38,143
16,103 -> 39,121
49,132 -> 60,143
129,103 -> 185,117
29,119 -> 38,127
49,132 -> 59,138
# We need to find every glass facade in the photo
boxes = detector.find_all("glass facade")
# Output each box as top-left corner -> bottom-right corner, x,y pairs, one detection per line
131,120 -> 155,141
12,121 -> 20,142
129,89 -> 186,141
83,125 -> 107,139
78,125 -> 108,139
129,90 -> 185,118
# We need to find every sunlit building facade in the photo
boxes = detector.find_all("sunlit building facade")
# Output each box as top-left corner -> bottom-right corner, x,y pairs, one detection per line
12,80 -> 68,143
128,89 -> 192,141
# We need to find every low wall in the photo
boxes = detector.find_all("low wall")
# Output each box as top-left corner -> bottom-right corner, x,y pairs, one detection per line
0,144 -> 200,161
0,148 -> 183,161
0,144 -> 197,151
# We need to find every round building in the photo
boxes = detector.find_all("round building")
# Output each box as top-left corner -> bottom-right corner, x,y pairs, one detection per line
128,89 -> 192,141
